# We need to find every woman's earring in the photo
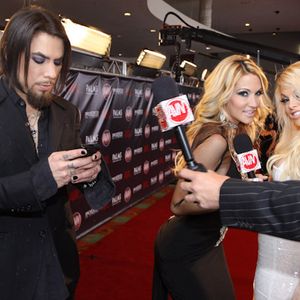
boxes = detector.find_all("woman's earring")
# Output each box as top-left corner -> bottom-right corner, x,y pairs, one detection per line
219,111 -> 226,123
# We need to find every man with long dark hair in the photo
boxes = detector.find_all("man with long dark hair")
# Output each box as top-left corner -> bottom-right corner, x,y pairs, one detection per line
0,6 -> 114,300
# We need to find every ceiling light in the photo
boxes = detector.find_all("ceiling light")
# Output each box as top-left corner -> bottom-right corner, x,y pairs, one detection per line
245,23 -> 250,27
180,60 -> 197,76
61,18 -> 111,56
150,29 -> 156,33
124,12 -> 131,16
136,49 -> 166,69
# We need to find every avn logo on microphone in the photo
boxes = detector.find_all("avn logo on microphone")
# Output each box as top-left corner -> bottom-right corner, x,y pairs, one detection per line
240,153 -> 258,170
167,99 -> 188,122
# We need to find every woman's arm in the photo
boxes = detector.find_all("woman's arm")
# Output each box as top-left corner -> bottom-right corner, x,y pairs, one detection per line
171,133 -> 228,215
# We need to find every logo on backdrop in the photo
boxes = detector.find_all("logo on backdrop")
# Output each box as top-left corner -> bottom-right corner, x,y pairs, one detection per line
112,131 -> 123,140
134,109 -> 143,117
134,128 -> 143,137
159,138 -> 165,151
151,175 -> 158,185
84,111 -> 99,119
113,109 -> 123,119
134,165 -> 142,176
73,212 -> 82,231
144,124 -> 151,138
124,187 -> 132,203
165,153 -> 171,162
102,129 -> 111,147
151,142 -> 158,151
125,106 -> 133,122
125,147 -> 133,163
86,83 -> 99,95
112,193 -> 122,206
102,82 -> 112,100
133,184 -> 142,194
159,171 -> 164,183
85,135 -> 98,144
143,160 -> 150,175
112,151 -> 122,163
133,147 -> 143,156
112,173 -> 123,183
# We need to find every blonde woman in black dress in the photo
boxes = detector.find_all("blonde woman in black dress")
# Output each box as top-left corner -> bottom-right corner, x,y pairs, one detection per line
152,54 -> 272,300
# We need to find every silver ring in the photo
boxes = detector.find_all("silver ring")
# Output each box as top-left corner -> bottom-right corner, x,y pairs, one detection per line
68,162 -> 75,169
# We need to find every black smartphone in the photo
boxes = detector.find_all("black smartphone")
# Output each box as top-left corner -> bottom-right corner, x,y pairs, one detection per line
81,143 -> 101,156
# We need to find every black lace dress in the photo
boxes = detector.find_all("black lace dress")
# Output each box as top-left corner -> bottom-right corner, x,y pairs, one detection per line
152,124 -> 241,300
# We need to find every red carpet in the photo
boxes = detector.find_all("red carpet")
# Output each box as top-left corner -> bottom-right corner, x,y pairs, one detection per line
76,185 -> 258,299
76,187 -> 173,300
224,229 -> 258,299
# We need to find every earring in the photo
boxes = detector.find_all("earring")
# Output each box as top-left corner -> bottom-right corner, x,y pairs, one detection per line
219,111 -> 226,123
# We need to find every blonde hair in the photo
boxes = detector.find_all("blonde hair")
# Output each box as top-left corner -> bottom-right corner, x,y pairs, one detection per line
174,54 -> 272,174
267,61 -> 300,179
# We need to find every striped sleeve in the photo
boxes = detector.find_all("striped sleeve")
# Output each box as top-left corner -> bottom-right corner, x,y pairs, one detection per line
220,178 -> 300,241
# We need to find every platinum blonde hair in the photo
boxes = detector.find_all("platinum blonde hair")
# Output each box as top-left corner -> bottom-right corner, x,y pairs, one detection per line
267,61 -> 300,179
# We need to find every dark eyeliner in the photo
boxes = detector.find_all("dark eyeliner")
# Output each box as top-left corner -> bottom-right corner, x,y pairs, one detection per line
54,59 -> 63,66
31,54 -> 45,64
237,90 -> 249,97
280,97 -> 289,103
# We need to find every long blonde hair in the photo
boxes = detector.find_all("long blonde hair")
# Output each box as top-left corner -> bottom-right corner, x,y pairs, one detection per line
267,61 -> 300,179
174,54 -> 272,174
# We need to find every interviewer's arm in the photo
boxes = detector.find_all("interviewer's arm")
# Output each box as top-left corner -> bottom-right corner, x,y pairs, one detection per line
220,178 -> 300,241
179,169 -> 228,209
180,168 -> 300,241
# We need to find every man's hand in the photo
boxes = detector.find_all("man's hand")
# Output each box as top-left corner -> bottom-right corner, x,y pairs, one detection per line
178,168 -> 229,209
48,149 -> 102,188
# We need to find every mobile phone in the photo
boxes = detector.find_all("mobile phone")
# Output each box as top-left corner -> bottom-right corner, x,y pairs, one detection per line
81,143 -> 101,156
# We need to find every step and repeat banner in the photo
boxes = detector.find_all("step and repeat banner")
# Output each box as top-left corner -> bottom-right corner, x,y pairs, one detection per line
61,70 -> 201,237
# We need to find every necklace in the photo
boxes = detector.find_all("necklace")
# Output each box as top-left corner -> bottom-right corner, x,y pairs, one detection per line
27,110 -> 41,151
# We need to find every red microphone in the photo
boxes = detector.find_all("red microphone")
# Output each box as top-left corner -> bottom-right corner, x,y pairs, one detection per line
233,133 -> 261,178
152,76 -> 206,172
154,94 -> 194,132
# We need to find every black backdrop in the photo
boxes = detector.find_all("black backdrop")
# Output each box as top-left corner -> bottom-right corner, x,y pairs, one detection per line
61,70 -> 201,237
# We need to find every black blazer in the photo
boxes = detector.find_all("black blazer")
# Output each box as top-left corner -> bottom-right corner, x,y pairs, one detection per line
220,178 -> 300,241
0,78 -> 114,299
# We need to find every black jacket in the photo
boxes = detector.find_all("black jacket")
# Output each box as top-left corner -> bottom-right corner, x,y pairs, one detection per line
0,77 -> 114,299
220,178 -> 300,241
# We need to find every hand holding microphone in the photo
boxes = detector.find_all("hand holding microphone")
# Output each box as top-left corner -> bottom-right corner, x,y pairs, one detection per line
152,76 -> 206,172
